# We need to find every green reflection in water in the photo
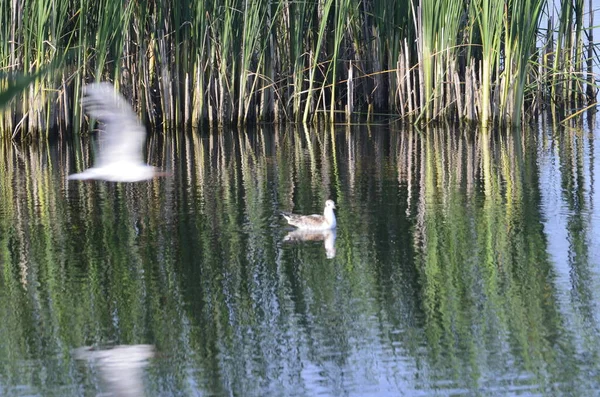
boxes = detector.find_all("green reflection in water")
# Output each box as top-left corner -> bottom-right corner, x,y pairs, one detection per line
412,127 -> 569,394
0,124 -> 599,396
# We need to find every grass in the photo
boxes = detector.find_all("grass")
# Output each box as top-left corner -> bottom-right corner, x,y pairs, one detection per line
0,0 -> 598,138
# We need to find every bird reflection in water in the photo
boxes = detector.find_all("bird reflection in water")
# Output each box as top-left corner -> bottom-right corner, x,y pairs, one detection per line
284,229 -> 337,258
73,344 -> 155,397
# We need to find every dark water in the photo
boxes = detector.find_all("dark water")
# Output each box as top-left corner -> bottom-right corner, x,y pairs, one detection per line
1,121 -> 600,396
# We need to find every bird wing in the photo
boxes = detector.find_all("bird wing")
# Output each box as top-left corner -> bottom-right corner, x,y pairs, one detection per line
283,214 -> 326,228
82,83 -> 146,168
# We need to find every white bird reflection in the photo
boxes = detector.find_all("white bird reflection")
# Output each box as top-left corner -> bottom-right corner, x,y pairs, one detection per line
284,229 -> 337,258
69,82 -> 165,182
73,344 -> 155,397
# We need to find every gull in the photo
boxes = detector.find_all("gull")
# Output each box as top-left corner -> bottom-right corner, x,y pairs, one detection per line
281,199 -> 337,231
69,82 -> 164,182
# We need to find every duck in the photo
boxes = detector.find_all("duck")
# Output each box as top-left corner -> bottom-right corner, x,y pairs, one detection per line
69,82 -> 165,182
281,199 -> 337,230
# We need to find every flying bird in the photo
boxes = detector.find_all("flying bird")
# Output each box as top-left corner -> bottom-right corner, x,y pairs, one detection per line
69,82 -> 164,182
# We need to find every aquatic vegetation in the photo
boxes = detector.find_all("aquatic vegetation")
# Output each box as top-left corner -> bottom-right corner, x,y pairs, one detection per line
0,0 -> 597,137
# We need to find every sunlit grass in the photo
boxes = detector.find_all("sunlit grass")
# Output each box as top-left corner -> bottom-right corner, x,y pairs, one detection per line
0,0 -> 598,138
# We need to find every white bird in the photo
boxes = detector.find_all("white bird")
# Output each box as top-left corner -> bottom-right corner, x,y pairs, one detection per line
69,82 -> 164,182
281,199 -> 337,231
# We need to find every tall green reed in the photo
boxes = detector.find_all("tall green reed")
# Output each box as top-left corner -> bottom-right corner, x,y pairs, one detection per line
551,0 -> 585,105
0,0 -> 598,139
415,0 -> 464,122
471,0 -> 504,125
497,0 -> 545,125
302,0 -> 335,123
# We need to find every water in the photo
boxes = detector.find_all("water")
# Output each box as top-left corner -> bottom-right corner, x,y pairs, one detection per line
1,121 -> 600,396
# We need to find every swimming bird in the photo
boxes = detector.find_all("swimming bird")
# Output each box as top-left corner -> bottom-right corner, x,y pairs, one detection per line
281,199 -> 337,230
69,82 -> 163,182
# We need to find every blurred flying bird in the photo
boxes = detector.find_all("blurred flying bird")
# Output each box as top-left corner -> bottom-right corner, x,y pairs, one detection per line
69,82 -> 165,182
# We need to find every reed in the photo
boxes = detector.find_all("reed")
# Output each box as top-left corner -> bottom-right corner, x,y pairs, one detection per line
471,0 -> 504,125
415,0 -> 464,122
497,0 -> 545,124
0,0 -> 598,138
551,0 -> 584,105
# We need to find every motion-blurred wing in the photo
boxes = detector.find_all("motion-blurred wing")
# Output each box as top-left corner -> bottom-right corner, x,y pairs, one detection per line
82,83 -> 146,167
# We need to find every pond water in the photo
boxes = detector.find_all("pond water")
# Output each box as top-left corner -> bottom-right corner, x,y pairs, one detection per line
1,120 -> 600,396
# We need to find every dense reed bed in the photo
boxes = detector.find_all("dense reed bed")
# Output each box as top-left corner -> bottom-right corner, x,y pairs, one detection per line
0,0 -> 598,138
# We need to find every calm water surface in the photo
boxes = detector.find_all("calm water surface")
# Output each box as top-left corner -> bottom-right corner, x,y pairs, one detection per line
1,121 -> 600,396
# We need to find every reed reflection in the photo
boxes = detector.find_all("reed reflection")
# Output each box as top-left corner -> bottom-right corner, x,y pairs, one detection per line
1,123 -> 600,395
